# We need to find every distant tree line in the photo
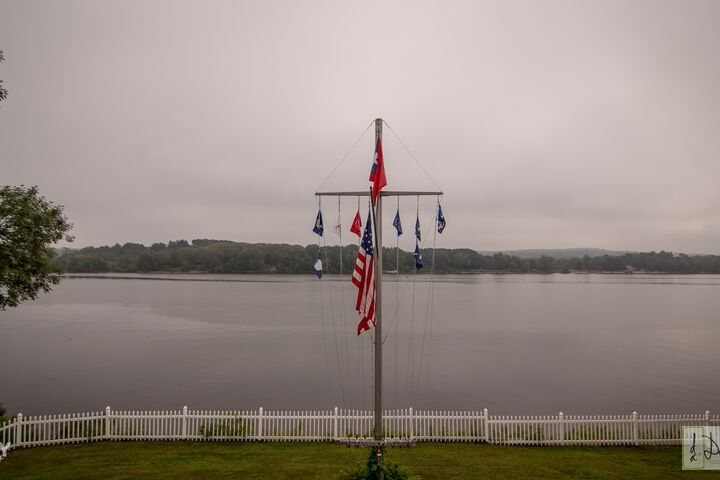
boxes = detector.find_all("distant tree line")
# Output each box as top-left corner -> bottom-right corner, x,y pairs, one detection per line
51,240 -> 720,274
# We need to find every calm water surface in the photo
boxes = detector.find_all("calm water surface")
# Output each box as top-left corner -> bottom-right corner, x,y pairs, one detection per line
1,273 -> 718,416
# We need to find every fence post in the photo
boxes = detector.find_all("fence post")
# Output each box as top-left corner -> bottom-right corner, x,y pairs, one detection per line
705,410 -> 710,422
182,406 -> 188,439
632,411 -> 638,446
409,407 -> 414,440
15,413 -> 22,448
483,408 -> 489,443
558,412 -> 564,445
105,406 -> 111,440
333,407 -> 338,441
258,407 -> 264,441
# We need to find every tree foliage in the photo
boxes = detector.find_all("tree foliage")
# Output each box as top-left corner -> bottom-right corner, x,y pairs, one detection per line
52,238 -> 720,275
0,186 -> 73,309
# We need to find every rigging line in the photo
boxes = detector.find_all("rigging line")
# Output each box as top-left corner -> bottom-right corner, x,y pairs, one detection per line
408,251 -> 416,405
382,202 -> 436,343
407,195 -> 420,405
315,120 -> 374,193
415,206 -> 437,397
322,199 -> 347,408
359,314 -> 366,408
317,234 -> 333,403
394,195 -> 400,406
369,330 -> 374,410
336,196 -> 346,386
337,196 -> 353,403
381,267 -> 412,344
412,202 -> 440,403
414,207 -> 438,403
422,197 -> 440,400
383,120 -> 443,192
394,275 -> 399,407
338,196 -> 343,276
409,197 -> 438,406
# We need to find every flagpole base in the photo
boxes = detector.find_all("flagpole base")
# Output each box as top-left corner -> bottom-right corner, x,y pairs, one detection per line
336,439 -> 416,448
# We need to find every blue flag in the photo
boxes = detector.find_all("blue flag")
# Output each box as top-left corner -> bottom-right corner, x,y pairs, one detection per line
313,210 -> 324,236
413,240 -> 423,269
437,205 -> 446,234
312,251 -> 323,279
393,209 -> 403,236
415,214 -> 421,241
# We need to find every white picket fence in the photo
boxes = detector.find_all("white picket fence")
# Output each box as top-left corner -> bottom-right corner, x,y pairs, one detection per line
1,407 -> 717,453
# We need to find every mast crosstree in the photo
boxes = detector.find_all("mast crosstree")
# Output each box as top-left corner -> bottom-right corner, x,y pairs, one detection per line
315,118 -> 443,467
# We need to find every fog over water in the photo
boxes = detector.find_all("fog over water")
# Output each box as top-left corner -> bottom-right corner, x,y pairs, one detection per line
1,274 -> 718,416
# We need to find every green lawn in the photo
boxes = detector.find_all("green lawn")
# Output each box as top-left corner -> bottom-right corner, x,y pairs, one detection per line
0,442 -> 713,479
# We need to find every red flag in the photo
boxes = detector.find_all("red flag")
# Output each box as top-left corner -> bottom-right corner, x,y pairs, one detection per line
350,210 -> 362,237
353,209 -> 376,334
369,137 -> 387,204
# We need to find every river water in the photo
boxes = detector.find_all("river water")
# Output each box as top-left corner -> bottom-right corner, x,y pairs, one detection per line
1,273 -> 718,416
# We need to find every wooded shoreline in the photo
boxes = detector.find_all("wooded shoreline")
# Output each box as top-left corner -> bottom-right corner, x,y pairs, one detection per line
51,239 -> 720,275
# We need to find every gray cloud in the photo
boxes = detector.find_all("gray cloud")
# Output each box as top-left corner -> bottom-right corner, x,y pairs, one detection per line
1,0 -> 719,253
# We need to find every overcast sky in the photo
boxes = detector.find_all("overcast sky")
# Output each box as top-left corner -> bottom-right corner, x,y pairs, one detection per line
1,0 -> 719,253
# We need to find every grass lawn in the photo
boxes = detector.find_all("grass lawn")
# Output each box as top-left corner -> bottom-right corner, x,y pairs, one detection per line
0,442 -> 713,479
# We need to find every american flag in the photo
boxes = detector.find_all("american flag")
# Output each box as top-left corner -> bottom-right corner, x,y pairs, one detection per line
353,208 -> 376,335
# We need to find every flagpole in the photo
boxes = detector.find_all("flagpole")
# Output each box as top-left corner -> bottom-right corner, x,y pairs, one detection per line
372,118 -> 384,472
314,118 -> 443,472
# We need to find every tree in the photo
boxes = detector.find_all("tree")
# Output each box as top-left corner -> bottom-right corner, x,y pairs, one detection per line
0,185 -> 73,309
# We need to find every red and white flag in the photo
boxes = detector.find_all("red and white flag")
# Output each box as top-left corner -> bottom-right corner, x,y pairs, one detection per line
353,208 -> 376,335
350,210 -> 362,237
369,137 -> 387,204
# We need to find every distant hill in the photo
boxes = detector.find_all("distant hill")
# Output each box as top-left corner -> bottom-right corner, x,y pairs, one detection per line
478,248 -> 633,259
51,240 -> 720,274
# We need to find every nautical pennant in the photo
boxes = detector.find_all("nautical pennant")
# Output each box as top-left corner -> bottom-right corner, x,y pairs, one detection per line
415,214 -> 421,241
437,204 -> 446,233
393,209 -> 403,236
350,210 -> 362,237
313,210 -> 324,236
332,213 -> 342,236
312,251 -> 323,279
353,208 -> 376,335
414,240 -> 423,269
369,137 -> 387,204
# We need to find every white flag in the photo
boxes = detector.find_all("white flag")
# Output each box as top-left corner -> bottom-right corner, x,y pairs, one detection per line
332,214 -> 342,236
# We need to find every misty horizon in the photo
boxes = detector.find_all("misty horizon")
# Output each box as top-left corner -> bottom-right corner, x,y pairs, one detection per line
57,238 -> 716,258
